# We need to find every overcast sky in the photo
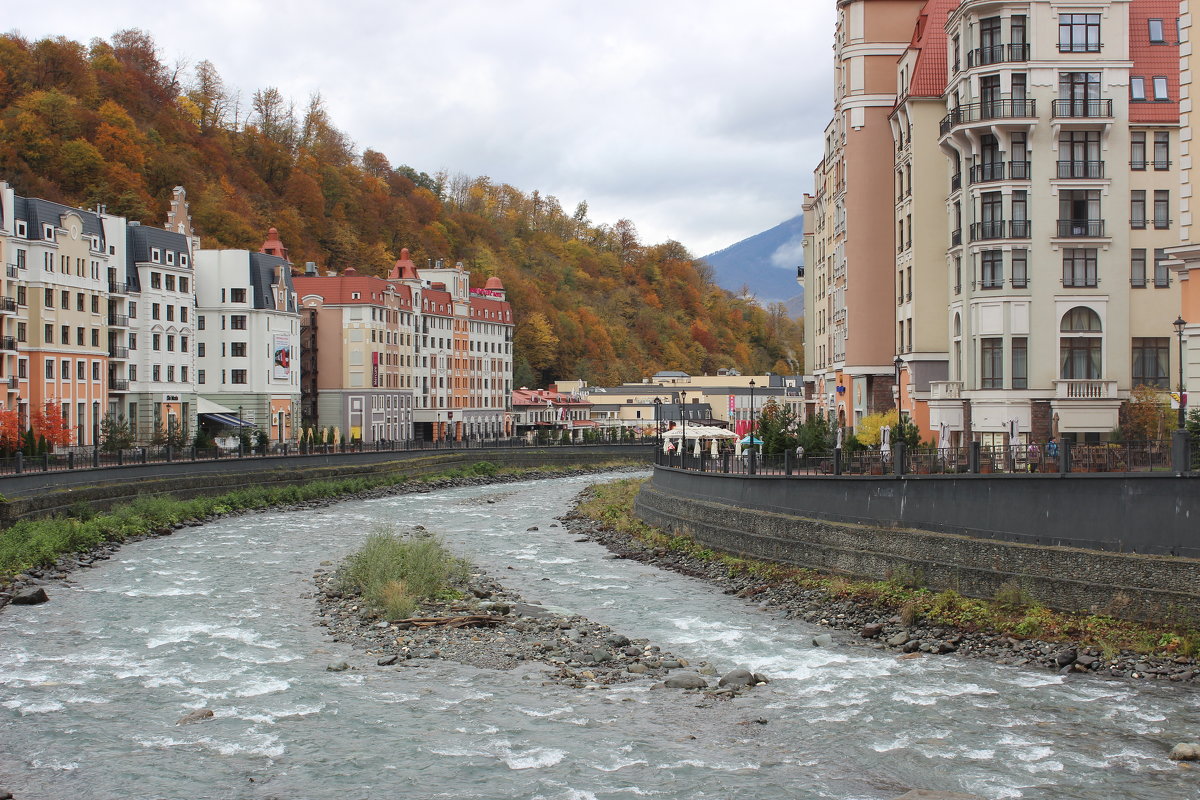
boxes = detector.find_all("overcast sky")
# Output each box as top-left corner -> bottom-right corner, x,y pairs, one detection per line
7,0 -> 835,257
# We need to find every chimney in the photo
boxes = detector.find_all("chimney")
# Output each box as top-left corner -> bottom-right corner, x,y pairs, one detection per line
305,262 -> 317,276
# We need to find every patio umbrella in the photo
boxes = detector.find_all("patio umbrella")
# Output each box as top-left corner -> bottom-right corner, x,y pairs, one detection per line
880,425 -> 891,455
693,437 -> 702,457
738,436 -> 763,445
710,438 -> 719,458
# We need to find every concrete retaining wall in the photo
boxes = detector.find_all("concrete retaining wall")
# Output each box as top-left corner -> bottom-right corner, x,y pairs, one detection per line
0,445 -> 652,525
635,470 -> 1200,623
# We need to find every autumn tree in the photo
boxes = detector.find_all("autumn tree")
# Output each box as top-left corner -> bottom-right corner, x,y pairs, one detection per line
0,409 -> 21,453
30,402 -> 73,448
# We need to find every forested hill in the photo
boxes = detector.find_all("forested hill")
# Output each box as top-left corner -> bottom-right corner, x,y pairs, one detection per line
0,30 -> 803,386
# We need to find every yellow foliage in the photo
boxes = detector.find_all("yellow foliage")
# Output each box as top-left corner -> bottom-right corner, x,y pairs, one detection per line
856,409 -> 899,446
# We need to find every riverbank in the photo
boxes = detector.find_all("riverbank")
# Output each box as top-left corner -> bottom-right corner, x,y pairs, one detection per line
570,479 -> 1200,687
0,461 -> 642,612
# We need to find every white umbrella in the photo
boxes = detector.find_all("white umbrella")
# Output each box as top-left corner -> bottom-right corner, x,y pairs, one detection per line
880,425 -> 891,454
836,427 -> 844,449
710,438 -> 719,458
693,437 -> 701,457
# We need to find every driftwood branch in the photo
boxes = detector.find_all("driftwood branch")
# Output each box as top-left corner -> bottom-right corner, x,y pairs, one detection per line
395,615 -> 505,629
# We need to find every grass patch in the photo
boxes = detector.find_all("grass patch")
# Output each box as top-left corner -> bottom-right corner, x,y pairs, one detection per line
336,525 -> 471,619
577,477 -> 1200,660
0,457 -> 641,581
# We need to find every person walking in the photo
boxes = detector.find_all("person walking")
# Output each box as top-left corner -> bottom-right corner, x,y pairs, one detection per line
1027,439 -> 1041,472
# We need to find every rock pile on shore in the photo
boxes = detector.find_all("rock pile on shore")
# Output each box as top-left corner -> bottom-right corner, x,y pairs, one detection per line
562,498 -> 1200,686
309,549 -> 767,694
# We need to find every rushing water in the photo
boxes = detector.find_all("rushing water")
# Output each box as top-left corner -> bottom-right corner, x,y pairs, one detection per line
0,472 -> 1197,800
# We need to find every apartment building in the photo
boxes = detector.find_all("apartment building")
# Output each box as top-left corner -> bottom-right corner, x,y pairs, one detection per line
194,228 -> 300,442
293,266 -> 416,443
1167,2 -> 1200,404
802,0 -> 927,432
927,0 -> 1181,445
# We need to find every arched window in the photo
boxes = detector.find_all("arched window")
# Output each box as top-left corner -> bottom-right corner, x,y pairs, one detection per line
1060,306 -> 1102,379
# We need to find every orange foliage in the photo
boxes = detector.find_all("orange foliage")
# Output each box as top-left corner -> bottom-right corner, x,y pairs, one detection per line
30,401 -> 73,447
0,409 -> 21,452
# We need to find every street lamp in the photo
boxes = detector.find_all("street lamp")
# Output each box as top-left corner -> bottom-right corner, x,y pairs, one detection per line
680,391 -> 687,468
653,397 -> 662,458
1176,316 -> 1188,430
748,379 -> 757,474
894,356 -> 903,414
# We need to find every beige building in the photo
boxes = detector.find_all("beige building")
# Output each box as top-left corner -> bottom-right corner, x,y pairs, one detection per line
804,0 -> 927,432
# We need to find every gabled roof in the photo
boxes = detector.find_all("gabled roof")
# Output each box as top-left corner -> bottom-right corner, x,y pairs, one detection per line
14,196 -> 104,243
906,0 -> 957,98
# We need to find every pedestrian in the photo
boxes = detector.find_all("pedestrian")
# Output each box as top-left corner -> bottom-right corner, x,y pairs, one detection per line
795,443 -> 805,466
1046,436 -> 1059,463
1027,439 -> 1040,472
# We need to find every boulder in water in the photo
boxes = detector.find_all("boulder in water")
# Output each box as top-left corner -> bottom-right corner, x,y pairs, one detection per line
812,633 -> 834,648
326,661 -> 351,672
177,709 -> 214,725
11,587 -> 49,605
718,668 -> 755,689
1169,743 -> 1200,761
663,672 -> 708,689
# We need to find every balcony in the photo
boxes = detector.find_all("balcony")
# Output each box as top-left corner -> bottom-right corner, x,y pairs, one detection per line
930,381 -> 963,400
108,313 -> 129,327
6,376 -> 17,390
0,336 -> 16,351
109,378 -> 130,391
966,43 -> 1030,67
1054,379 -> 1117,400
1056,219 -> 1106,237
1057,160 -> 1105,179
971,220 -> 1008,241
6,264 -> 17,278
970,162 -> 1006,183
951,173 -> 962,191
0,297 -> 15,314
109,345 -> 129,360
1052,98 -> 1113,119
1010,220 -> 1031,238
951,228 -> 963,246
109,281 -> 127,295
1009,160 -> 1031,180
940,99 -> 1037,136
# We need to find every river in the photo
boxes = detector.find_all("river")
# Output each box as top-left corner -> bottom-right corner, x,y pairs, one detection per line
0,471 -> 1197,799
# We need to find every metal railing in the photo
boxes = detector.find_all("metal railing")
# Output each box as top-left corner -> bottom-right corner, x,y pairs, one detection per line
108,313 -> 129,327
0,297 -> 16,313
109,282 -> 127,294
0,336 -> 16,352
1052,98 -> 1113,118
1057,160 -> 1105,179
108,346 -> 129,359
940,99 -> 1037,135
967,43 -> 1030,67
1057,219 -> 1105,237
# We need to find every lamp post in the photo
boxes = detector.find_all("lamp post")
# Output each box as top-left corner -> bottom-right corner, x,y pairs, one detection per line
1176,316 -> 1188,430
748,379 -> 757,474
894,356 -> 903,415
653,397 -> 662,460
680,391 -> 687,468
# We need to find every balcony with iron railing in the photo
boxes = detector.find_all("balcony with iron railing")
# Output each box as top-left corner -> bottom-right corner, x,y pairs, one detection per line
1056,219 -> 1106,237
0,336 -> 16,351
1010,220 -> 1031,238
107,313 -> 129,327
940,99 -> 1037,136
1057,160 -> 1105,179
0,297 -> 15,314
1052,98 -> 1113,119
966,43 -> 1030,67
951,228 -> 963,246
951,173 -> 962,191
6,376 -> 17,390
5,264 -> 17,279
970,162 -> 1006,183
109,378 -> 130,391
970,220 -> 1008,241
108,281 -> 127,295
108,345 -> 129,360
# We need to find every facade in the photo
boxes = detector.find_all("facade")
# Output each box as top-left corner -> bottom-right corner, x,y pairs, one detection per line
293,266 -> 415,443
194,229 -> 301,442
803,0 -> 928,432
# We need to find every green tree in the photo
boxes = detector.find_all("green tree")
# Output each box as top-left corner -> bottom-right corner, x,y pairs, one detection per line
756,398 -> 797,455
98,414 -> 135,452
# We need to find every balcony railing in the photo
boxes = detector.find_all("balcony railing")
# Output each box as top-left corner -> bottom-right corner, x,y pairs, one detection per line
6,376 -> 17,389
951,228 -> 963,246
930,381 -> 962,400
971,220 -> 1008,240
1009,160 -> 1031,180
940,99 -> 1037,135
5,265 -> 17,278
1054,379 -> 1117,400
970,162 -> 1006,183
967,43 -> 1030,67
109,282 -> 127,294
1056,219 -> 1106,237
108,313 -> 129,327
0,297 -> 15,313
109,345 -> 129,360
1057,160 -> 1105,179
109,378 -> 130,391
1010,220 -> 1031,238
1052,98 -> 1113,118
951,173 -> 962,191
0,337 -> 16,351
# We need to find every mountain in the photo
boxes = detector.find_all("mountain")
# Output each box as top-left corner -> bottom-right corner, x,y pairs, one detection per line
701,215 -> 805,317
0,30 -> 805,382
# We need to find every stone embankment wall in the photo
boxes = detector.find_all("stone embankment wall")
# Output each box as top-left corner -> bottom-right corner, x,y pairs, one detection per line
0,446 -> 652,525
635,470 -> 1200,623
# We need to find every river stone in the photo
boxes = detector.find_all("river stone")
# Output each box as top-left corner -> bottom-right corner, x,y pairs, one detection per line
177,709 -> 214,725
718,668 -> 755,689
511,603 -> 556,620
1055,648 -> 1077,668
753,673 -> 770,685
377,655 -> 399,666
590,649 -> 613,663
886,632 -> 910,647
893,792 -> 985,800
663,672 -> 709,689
11,587 -> 49,605
861,623 -> 884,638
606,634 -> 631,647
1169,743 -> 1200,760
326,661 -> 351,672
627,663 -> 648,674
812,633 -> 834,648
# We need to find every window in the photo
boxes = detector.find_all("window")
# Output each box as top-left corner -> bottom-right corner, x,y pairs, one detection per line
231,369 -> 248,384
230,288 -> 246,303
91,295 -> 98,313
152,303 -> 160,320
153,365 -> 161,382
45,359 -> 54,379
166,335 -> 174,352
150,248 -> 161,263
1012,338 -> 1028,389
166,305 -> 174,322
129,365 -> 136,381
91,329 -> 99,347
150,272 -> 161,289
1060,14 -> 1100,52
44,324 -> 53,343
1131,132 -> 1146,168
198,369 -> 205,385
198,315 -> 205,330
44,288 -> 52,308
166,251 -> 175,265
76,293 -> 84,311
1154,190 -> 1170,228
1063,248 -> 1098,288
1131,190 -> 1147,228
197,342 -> 205,357
181,336 -> 188,352
1060,307 -> 1102,380
1153,76 -> 1169,101
129,301 -> 137,319
129,333 -> 137,349
18,359 -> 26,379
77,361 -> 85,380
179,277 -> 189,293
230,315 -> 247,330
166,275 -> 175,291
181,366 -> 188,383
16,286 -> 25,306
16,322 -> 26,343
981,250 -> 1004,289
1132,338 -> 1169,388
1149,19 -> 1166,43
981,338 -> 1003,388
167,365 -> 175,382
61,325 -> 69,345
180,307 -> 188,322
230,342 -> 247,357
1131,248 -> 1147,288
180,255 -> 188,268
76,327 -> 84,346
1154,132 -> 1170,169
61,290 -> 69,309
92,361 -> 99,381
1131,77 -> 1146,101
152,334 -> 161,351
1154,248 -> 1171,287
1012,250 -> 1028,288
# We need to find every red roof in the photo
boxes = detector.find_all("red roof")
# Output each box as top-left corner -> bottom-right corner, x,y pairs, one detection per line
468,296 -> 512,323
906,0 -> 957,99
294,274 -> 413,310
511,388 -> 591,408
1129,0 -> 1180,124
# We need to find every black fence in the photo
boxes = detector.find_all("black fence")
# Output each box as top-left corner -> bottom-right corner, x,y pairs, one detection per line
654,439 -> 1186,477
0,435 -> 656,477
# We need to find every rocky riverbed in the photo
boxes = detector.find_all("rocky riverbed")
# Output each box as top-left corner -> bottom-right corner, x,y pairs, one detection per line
561,487 -> 1200,687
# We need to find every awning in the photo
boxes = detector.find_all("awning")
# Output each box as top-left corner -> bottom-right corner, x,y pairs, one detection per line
200,412 -> 255,429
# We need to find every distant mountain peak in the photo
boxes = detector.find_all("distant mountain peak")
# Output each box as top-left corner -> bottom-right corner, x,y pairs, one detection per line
701,214 -> 804,317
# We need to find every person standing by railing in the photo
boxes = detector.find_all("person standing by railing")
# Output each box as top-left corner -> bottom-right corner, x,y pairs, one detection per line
1027,439 -> 1041,472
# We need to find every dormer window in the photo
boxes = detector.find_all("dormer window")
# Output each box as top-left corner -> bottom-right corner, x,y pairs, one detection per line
150,248 -> 162,263
166,251 -> 175,265
180,254 -> 189,267
15,221 -> 27,238
43,225 -> 54,241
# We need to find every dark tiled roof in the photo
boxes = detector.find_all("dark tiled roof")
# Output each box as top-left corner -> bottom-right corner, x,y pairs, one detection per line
14,196 -> 104,243
125,224 -> 192,285
248,252 -> 297,312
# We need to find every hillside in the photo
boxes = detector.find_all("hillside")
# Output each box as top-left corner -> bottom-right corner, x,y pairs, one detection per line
701,214 -> 805,317
0,30 -> 804,384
